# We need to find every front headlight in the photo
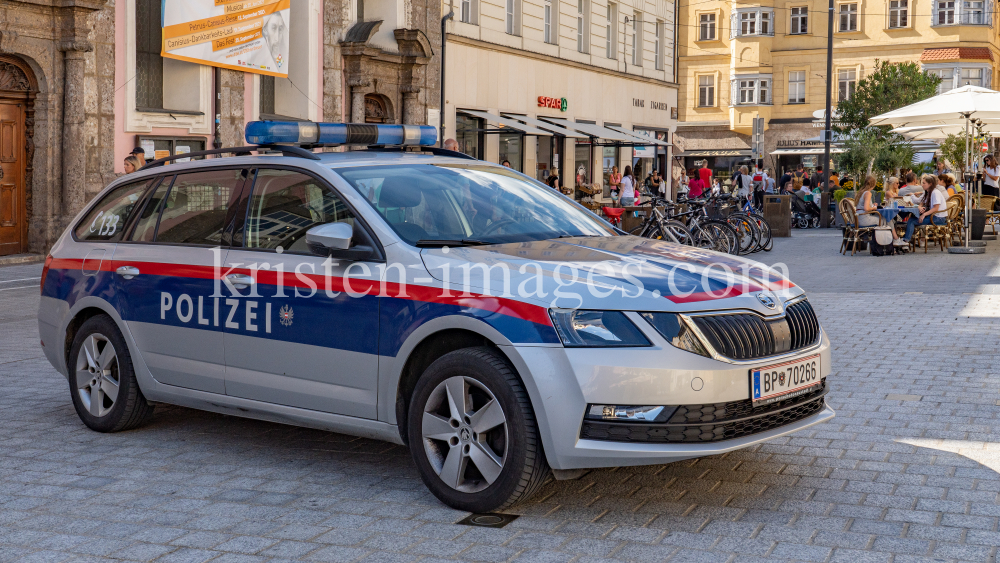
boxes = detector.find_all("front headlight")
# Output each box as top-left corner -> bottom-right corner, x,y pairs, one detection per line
549,309 -> 651,348
640,312 -> 711,358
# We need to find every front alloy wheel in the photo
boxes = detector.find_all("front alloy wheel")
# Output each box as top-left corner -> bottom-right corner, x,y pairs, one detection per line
421,376 -> 508,493
408,347 -> 550,512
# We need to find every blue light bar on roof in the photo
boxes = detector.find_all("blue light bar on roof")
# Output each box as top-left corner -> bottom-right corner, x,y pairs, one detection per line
245,121 -> 437,147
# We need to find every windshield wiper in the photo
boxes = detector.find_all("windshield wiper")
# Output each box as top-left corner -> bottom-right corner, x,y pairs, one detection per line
557,234 -> 604,238
415,239 -> 494,248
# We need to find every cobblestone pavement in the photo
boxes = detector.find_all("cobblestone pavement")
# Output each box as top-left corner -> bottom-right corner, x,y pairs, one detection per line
3,233 -> 1000,563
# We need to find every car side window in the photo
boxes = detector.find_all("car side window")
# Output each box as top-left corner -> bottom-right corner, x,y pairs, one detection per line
74,179 -> 151,242
154,169 -> 243,246
245,169 -> 356,253
130,178 -> 171,243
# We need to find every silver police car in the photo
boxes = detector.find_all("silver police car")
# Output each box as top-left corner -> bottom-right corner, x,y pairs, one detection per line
38,122 -> 833,512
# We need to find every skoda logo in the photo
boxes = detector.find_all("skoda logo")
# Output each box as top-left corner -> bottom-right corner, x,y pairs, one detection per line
756,292 -> 777,310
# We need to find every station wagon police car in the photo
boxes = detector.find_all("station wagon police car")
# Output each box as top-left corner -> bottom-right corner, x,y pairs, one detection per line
38,121 -> 833,512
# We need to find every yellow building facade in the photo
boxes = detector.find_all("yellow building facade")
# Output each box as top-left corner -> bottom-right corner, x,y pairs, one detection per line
675,0 -> 995,178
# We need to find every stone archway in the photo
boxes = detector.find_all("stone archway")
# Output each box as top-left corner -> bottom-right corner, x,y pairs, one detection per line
0,55 -> 37,256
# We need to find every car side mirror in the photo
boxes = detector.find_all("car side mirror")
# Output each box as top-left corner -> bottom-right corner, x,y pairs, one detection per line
305,222 -> 373,261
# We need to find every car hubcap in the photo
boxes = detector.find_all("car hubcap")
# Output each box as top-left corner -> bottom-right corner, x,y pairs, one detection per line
421,376 -> 508,493
75,334 -> 120,418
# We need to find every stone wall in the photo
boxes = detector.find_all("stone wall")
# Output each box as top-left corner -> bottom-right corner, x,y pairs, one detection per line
218,69 -> 245,147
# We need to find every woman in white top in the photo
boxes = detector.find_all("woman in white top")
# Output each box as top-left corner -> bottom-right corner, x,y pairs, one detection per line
983,155 -> 999,198
733,165 -> 752,198
902,174 -> 949,243
620,165 -> 636,207
856,175 -> 904,245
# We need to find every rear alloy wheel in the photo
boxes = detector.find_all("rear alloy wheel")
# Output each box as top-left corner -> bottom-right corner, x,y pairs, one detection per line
408,347 -> 550,512
69,315 -> 154,432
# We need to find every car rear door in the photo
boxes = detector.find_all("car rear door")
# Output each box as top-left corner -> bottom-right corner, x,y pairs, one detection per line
111,168 -> 249,395
222,167 -> 382,418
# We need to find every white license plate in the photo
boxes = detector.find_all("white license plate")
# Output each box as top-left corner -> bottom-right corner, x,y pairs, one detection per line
750,355 -> 821,406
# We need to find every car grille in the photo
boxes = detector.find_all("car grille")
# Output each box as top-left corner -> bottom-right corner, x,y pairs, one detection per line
579,381 -> 827,444
691,299 -> 820,360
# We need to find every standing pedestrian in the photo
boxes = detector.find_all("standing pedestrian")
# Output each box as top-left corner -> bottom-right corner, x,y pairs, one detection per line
608,165 -> 622,201
620,165 -> 636,207
546,171 -> 561,192
123,155 -> 141,174
697,160 -> 712,189
130,147 -> 147,168
984,155 -> 1000,198
734,165 -> 752,199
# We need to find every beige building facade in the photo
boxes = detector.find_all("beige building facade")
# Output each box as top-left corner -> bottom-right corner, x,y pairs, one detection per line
676,0 -> 997,180
442,0 -> 680,202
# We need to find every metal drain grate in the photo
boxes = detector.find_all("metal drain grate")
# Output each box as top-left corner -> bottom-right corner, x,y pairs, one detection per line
456,513 -> 519,528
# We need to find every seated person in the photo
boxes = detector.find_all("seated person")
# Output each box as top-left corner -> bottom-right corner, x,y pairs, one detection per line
902,174 -> 948,244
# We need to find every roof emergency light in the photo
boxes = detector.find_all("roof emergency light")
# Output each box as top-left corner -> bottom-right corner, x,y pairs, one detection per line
245,121 -> 437,147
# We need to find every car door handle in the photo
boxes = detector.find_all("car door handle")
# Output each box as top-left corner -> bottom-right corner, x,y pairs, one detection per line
226,273 -> 255,289
115,266 -> 140,280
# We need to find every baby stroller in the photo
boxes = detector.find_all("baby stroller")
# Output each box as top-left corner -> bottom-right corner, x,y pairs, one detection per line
791,193 -> 822,228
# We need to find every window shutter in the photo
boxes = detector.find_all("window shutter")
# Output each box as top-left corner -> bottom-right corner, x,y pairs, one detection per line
730,11 -> 739,38
730,78 -> 738,106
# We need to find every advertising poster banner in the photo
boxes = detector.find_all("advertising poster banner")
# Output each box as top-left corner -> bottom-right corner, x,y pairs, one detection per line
161,0 -> 291,77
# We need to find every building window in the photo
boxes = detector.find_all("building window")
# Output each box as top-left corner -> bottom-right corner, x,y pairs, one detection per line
699,75 -> 715,107
838,68 -> 857,101
887,0 -> 908,27
839,3 -> 858,31
699,13 -> 716,40
260,76 -> 276,116
506,0 -> 520,34
962,0 -> 985,24
357,0 -> 364,21
631,13 -> 642,66
135,0 -> 163,110
456,114 -> 484,159
461,0 -> 475,23
606,3 -> 617,59
788,70 -> 806,103
577,0 -> 589,52
544,0 -> 555,43
732,76 -> 772,105
790,7 -> 808,33
935,0 -> 955,24
735,9 -> 775,36
927,68 -> 955,93
654,21 -> 663,69
962,67 -> 984,87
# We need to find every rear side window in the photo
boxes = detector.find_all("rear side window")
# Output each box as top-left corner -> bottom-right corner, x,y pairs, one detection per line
74,180 -> 150,242
149,169 -> 243,246
245,169 -> 356,253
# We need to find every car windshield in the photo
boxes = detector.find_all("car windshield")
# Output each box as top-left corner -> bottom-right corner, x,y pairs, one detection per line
335,163 -> 615,245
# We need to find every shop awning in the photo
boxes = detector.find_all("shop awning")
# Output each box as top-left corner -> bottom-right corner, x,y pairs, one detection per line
457,109 -> 554,136
770,147 -> 847,155
499,113 -> 588,139
536,117 -> 637,143
605,125 -> 671,146
678,149 -> 751,157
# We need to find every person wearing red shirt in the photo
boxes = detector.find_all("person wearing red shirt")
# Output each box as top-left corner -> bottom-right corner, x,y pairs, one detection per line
697,160 -> 712,187
687,171 -> 705,198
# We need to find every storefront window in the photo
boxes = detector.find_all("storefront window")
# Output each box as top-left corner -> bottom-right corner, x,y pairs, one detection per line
456,114 -> 484,159
602,146 -> 619,197
499,132 -> 523,172
535,136 -> 561,183
575,143 -> 592,187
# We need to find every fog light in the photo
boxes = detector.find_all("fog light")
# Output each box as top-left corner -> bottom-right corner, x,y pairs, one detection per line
585,404 -> 677,423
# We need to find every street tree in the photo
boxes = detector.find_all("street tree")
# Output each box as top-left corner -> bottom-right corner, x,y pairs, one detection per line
835,60 -> 940,181
939,133 -> 970,176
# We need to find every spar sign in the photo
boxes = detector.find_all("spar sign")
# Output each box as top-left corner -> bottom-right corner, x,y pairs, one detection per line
161,0 -> 291,77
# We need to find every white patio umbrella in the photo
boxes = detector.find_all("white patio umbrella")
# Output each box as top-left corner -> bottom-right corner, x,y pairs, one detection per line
891,123 -> 1000,141
871,86 -> 1000,254
870,86 -> 1000,128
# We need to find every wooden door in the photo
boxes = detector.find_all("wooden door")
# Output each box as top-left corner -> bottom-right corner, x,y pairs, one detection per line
0,100 -> 24,256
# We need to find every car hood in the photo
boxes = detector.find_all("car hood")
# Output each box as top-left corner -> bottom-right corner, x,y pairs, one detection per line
419,236 -> 802,315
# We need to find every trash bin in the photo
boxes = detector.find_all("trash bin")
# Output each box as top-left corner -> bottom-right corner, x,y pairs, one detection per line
971,209 -> 987,240
763,194 -> 791,237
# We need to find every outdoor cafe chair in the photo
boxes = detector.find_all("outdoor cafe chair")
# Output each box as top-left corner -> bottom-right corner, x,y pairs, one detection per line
839,197 -> 882,256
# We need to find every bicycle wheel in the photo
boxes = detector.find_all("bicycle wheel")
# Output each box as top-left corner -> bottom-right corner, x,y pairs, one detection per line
663,220 -> 695,246
727,213 -> 760,254
628,221 -> 650,237
748,213 -> 773,251
694,221 -> 737,254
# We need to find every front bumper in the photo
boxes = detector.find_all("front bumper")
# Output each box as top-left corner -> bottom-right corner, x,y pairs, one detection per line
504,328 -> 834,470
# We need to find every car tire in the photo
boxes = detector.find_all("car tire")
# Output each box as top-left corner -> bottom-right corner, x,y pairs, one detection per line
407,346 -> 550,512
68,315 -> 154,433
